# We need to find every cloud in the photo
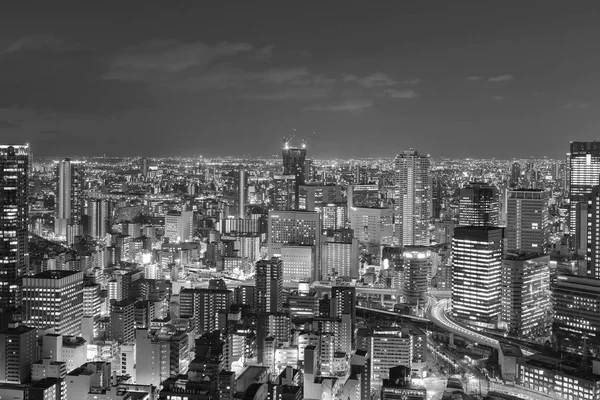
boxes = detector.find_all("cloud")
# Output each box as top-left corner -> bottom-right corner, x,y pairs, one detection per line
465,76 -> 482,81
386,88 -> 419,99
104,39 -> 271,81
356,72 -> 397,88
487,74 -> 513,82
401,78 -> 422,85
493,95 -> 505,100
562,102 -> 590,109
5,34 -> 67,53
243,87 -> 330,100
0,120 -> 22,128
307,99 -> 373,112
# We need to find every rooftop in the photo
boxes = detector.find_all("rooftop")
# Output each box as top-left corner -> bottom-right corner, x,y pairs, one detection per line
30,270 -> 81,279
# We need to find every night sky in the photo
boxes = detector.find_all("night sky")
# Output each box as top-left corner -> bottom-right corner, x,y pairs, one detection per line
1,1 -> 600,159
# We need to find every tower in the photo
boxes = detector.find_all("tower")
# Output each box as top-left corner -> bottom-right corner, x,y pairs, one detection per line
255,258 -> 283,315
282,143 -> 307,209
393,149 -> 431,246
55,158 -> 85,237
452,226 -> 503,329
0,144 -> 29,312
569,142 -> 600,236
238,168 -> 246,218
458,182 -> 499,227
505,189 -> 550,254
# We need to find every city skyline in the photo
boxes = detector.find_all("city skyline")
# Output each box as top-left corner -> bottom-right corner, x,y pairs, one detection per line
1,1 -> 600,158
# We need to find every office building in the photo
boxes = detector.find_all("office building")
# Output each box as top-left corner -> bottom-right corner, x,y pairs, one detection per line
282,144 -> 307,208
401,247 -> 431,307
501,253 -> 552,338
55,158 -> 85,237
569,141 -> 600,235
165,210 -> 194,243
319,202 -> 347,230
255,258 -> 283,314
505,189 -> 550,253
370,329 -> 413,386
0,324 -> 36,383
136,327 -> 190,387
0,144 -> 29,312
110,298 -> 136,344
458,182 -> 499,227
510,162 -> 521,187
581,186 -> 600,278
393,149 -> 431,246
268,210 -> 321,277
452,227 -> 503,329
141,157 -> 149,177
348,184 -> 380,209
349,207 -> 393,246
322,237 -> 359,279
85,199 -> 110,239
554,274 -> 600,349
298,184 -> 343,211
23,270 -> 84,336
281,245 -> 314,283
271,175 -> 296,211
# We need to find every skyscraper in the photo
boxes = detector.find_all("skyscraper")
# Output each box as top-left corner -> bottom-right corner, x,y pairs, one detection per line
569,141 -> 600,235
0,144 -> 29,312
22,270 -> 84,336
55,158 -> 85,237
580,186 -> 600,278
282,144 -> 307,208
238,168 -> 246,218
255,258 -> 283,315
505,189 -> 550,253
401,246 -> 431,307
393,149 -> 431,246
510,162 -> 521,187
271,174 -> 296,211
452,226 -> 503,329
458,182 -> 499,227
86,199 -> 110,239
501,253 -> 552,338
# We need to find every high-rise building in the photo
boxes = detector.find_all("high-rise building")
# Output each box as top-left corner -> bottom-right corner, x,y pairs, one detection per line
255,258 -> 283,315
22,270 -> 84,336
165,210 -> 194,243
55,158 -> 85,237
452,227 -> 503,329
554,275 -> 600,349
85,199 -> 110,239
0,324 -> 36,383
271,174 -> 296,211
393,149 -> 431,246
348,206 -> 393,246
370,329 -> 413,386
501,253 -> 552,338
0,144 -> 29,312
510,162 -> 521,187
141,157 -> 149,178
348,184 -> 380,209
268,210 -> 321,279
505,189 -> 550,253
282,144 -> 307,208
322,236 -> 359,279
110,298 -> 136,344
179,288 -> 232,335
354,165 -> 369,185
238,168 -> 246,219
401,247 -> 431,307
281,245 -> 314,283
569,141 -> 600,235
580,186 -> 600,278
298,184 -> 343,211
458,182 -> 499,227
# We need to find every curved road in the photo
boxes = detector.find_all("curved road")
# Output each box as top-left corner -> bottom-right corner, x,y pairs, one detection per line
427,297 -> 501,351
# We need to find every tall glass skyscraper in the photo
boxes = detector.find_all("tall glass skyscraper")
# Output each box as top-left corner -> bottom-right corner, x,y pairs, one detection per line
55,158 -> 85,237
0,144 -> 29,312
282,144 -> 306,209
458,182 -> 499,227
569,141 -> 600,235
452,226 -> 503,329
393,149 -> 431,246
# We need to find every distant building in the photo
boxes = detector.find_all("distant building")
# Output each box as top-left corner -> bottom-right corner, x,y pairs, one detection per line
55,158 -> 85,238
164,210 -> 194,243
0,324 -> 36,383
349,207 -> 393,246
255,258 -> 283,315
569,141 -> 600,235
393,149 -> 431,247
